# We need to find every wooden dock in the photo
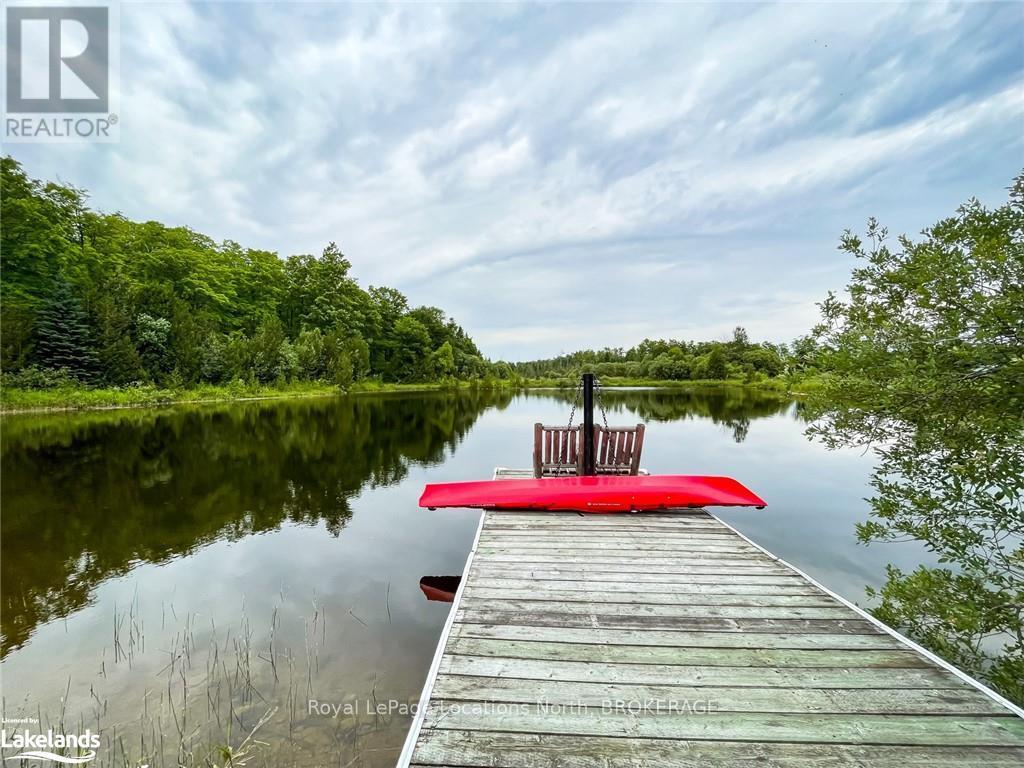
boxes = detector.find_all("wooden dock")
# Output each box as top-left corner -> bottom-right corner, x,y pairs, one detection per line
398,470 -> 1024,767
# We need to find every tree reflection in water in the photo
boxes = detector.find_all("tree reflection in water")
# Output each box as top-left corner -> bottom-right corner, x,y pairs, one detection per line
0,389 -> 507,656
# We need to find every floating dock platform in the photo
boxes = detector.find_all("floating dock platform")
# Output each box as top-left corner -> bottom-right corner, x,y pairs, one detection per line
398,469 -> 1024,767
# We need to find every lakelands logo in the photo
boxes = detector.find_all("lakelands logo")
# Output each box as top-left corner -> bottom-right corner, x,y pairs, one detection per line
0,728 -> 100,764
3,1 -> 119,142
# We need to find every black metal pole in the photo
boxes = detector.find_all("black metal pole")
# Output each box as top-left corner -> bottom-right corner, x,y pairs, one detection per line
582,373 -> 595,475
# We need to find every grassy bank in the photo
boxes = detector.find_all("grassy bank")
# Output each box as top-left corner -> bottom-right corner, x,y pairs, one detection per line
0,375 -> 814,414
0,380 -> 339,413
0,380 -> 500,414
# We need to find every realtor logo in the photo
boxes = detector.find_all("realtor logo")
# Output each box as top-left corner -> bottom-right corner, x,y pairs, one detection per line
6,6 -> 109,112
3,2 -> 118,141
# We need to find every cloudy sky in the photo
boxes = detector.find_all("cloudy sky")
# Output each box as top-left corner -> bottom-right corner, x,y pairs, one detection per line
9,1 -> 1023,360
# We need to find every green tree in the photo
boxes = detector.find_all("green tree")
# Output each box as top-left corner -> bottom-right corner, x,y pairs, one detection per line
1,303 -> 35,371
703,345 -> 727,380
346,335 -> 371,381
250,317 -> 287,383
808,173 -> 1024,705
730,326 -> 750,349
742,346 -> 783,377
294,328 -> 326,380
170,303 -> 205,384
200,333 -> 231,384
428,340 -> 457,380
391,315 -> 432,381
99,335 -> 145,385
33,278 -> 98,381
135,313 -> 172,380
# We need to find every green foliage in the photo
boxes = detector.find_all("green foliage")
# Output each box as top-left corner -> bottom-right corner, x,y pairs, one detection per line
249,317 -> 287,383
867,565 -> 1023,705
135,313 -> 171,379
807,172 -> 1024,704
391,315 -> 433,382
33,277 -> 98,381
428,340 -> 457,381
0,158 -> 491,389
703,345 -> 728,380
512,331 -> 787,383
1,365 -> 77,390
0,303 -> 34,370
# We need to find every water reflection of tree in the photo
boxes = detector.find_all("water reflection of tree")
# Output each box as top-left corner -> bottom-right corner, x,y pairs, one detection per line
0,390 -> 504,656
531,387 -> 792,443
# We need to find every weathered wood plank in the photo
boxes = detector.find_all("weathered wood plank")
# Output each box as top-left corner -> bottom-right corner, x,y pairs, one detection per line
481,537 -> 749,549
463,586 -> 838,607
475,556 -> 787,568
421,703 -> 1024,745
476,541 -> 760,553
438,655 -> 958,689
483,525 -> 733,536
482,526 -> 740,536
444,636 -> 931,669
411,730 -> 1024,768
464,598 -> 851,619
482,518 -> 719,527
451,623 -> 897,649
466,575 -> 825,594
456,609 -> 881,634
479,557 -> 782,569
470,566 -> 801,582
484,510 -> 716,520
482,519 -> 732,530
430,675 -> 1009,715
483,526 -> 733,536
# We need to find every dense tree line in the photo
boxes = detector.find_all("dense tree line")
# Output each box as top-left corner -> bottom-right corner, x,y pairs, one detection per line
0,157 -> 495,389
512,326 -> 788,382
1,158 -> 800,391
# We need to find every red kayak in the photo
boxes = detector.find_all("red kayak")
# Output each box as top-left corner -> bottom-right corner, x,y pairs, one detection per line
419,474 -> 766,513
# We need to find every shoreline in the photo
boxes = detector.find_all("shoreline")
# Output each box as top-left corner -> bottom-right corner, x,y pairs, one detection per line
0,381 -> 474,416
0,377 -> 801,416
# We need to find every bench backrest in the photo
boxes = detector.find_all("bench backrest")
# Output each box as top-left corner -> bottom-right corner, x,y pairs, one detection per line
533,423 -> 645,477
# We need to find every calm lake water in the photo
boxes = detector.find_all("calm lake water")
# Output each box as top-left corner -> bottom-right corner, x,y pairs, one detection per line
0,388 -> 939,767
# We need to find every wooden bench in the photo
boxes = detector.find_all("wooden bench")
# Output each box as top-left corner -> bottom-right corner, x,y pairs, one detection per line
533,423 -> 645,478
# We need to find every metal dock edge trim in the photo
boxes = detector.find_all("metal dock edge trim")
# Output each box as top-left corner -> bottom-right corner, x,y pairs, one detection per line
396,507 -> 487,768
711,512 -> 1024,719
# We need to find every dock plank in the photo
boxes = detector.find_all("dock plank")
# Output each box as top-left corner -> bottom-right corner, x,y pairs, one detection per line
430,675 -> 1010,714
438,654 -> 962,689
466,575 -> 828,594
399,492 -> 1024,767
463,586 -> 839,606
473,565 -> 795,577
444,636 -> 931,668
456,609 -> 885,633
475,557 -> 786,569
450,623 -> 897,649
411,731 -> 1024,768
421,704 -> 1024,746
463,597 -> 853,619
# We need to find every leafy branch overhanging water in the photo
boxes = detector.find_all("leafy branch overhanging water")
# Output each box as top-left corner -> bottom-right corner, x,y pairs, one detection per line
805,172 -> 1024,704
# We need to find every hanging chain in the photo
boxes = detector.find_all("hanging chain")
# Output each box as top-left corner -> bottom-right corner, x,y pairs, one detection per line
594,376 -> 610,429
565,376 -> 583,431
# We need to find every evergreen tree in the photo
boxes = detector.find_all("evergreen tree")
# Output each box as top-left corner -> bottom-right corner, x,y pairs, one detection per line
33,278 -> 98,381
